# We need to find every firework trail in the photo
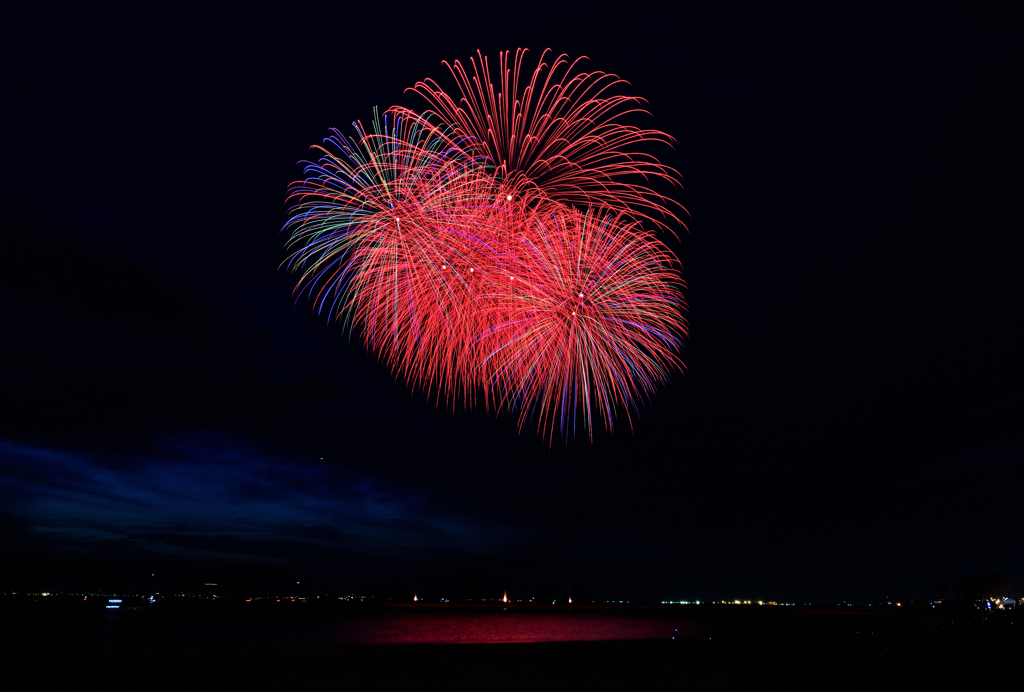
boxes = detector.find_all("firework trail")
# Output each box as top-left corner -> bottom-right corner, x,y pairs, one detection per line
283,51 -> 688,438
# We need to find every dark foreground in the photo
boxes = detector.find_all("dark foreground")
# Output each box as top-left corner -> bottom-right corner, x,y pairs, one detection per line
4,600 -> 1020,690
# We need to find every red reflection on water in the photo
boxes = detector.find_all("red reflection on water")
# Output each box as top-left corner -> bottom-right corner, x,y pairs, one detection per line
329,607 -> 701,645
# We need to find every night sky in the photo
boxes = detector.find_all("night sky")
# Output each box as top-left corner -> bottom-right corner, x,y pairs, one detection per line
2,3 -> 1019,603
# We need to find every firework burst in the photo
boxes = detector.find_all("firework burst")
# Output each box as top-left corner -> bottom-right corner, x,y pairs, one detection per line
283,110 -> 503,405
283,52 -> 688,439
479,207 -> 686,441
401,48 -> 685,233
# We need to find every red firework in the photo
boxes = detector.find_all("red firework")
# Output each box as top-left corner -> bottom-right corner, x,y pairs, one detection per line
400,48 -> 686,233
477,206 -> 686,441
284,52 -> 688,439
284,111 -> 504,406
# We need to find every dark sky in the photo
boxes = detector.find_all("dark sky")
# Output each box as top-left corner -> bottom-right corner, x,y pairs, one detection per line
1,3 -> 1019,603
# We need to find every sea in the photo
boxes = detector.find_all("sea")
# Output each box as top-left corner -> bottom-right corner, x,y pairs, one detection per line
31,602 -> 703,647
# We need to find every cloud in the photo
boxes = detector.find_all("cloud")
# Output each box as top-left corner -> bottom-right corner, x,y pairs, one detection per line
0,434 -> 520,569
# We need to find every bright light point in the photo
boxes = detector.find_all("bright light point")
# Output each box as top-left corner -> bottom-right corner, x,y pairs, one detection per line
442,265 -> 446,269
506,194 -> 512,201
579,292 -> 584,297
470,268 -> 474,272
571,311 -> 575,316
